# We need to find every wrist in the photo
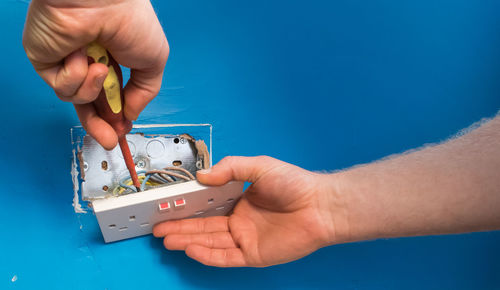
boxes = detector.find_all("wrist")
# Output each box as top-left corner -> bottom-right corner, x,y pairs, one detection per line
315,172 -> 352,245
332,166 -> 398,243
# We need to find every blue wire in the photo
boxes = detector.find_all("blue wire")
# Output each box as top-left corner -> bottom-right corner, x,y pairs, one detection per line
119,170 -> 146,192
140,174 -> 152,192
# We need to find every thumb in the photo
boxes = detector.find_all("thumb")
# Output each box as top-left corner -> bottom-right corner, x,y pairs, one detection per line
196,156 -> 283,186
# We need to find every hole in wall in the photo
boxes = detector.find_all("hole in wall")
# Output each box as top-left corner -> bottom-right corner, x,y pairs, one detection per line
208,198 -> 214,204
129,216 -> 135,221
172,160 -> 182,166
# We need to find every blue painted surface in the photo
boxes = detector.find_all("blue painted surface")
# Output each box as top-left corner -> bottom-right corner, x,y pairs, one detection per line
1,0 -> 499,289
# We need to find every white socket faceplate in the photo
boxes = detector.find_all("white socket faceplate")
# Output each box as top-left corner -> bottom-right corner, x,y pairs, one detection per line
92,180 -> 244,243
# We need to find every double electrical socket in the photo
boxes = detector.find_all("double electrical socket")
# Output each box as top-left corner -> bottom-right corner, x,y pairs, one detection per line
93,180 -> 244,243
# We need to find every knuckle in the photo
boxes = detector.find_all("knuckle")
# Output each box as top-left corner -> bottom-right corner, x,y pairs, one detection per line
255,155 -> 274,163
218,156 -> 240,169
219,156 -> 234,164
157,38 -> 169,66
163,40 -> 170,62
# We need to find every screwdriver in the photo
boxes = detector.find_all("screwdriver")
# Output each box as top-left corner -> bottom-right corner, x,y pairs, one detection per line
86,42 -> 141,192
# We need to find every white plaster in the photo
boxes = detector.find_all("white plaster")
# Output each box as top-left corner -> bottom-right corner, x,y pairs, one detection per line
72,148 -> 86,213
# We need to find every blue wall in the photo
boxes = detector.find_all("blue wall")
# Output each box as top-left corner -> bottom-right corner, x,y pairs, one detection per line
1,0 -> 499,289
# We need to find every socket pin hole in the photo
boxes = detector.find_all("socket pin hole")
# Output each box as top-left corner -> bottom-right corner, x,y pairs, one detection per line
102,185 -> 109,192
101,160 -> 108,171
140,223 -> 149,227
109,224 -> 116,229
174,138 -> 180,144
172,160 -> 182,166
208,198 -> 214,204
119,227 -> 128,231
129,216 -> 135,221
227,198 -> 234,203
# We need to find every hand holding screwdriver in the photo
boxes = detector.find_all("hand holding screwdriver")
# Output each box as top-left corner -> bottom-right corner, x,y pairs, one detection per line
86,42 -> 141,191
23,0 -> 169,150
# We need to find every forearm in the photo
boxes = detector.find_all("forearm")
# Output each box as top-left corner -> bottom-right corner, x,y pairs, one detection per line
331,115 -> 500,243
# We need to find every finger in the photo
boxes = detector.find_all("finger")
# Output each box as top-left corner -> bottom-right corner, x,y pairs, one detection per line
196,156 -> 284,185
53,49 -> 88,101
163,232 -> 237,251
123,68 -> 164,121
153,216 -> 229,237
185,245 -> 247,267
69,63 -> 108,104
122,41 -> 169,121
73,103 -> 118,150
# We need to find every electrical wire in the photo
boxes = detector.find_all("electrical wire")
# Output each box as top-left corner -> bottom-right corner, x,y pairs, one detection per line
114,167 -> 196,194
119,170 -> 147,192
162,167 -> 196,179
140,174 -> 152,192
146,169 -> 192,181
158,173 -> 174,182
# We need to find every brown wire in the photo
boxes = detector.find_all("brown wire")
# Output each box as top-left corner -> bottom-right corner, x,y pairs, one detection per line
149,174 -> 172,184
146,169 -> 192,181
162,167 -> 196,180
158,173 -> 174,182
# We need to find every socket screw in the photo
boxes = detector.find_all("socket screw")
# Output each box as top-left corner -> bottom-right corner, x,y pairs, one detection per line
136,159 -> 146,169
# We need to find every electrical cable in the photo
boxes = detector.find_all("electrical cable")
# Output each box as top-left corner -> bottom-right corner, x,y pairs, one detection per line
146,169 -> 192,181
162,167 -> 196,180
115,167 -> 196,194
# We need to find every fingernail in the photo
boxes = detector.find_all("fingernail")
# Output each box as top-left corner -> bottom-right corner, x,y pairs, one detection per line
95,74 -> 106,88
197,168 -> 211,174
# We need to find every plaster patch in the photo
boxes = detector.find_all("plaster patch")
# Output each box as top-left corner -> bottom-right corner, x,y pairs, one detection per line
72,148 -> 86,213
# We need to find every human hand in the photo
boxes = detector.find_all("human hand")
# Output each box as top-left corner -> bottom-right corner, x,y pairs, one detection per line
23,0 -> 169,149
153,156 -> 349,267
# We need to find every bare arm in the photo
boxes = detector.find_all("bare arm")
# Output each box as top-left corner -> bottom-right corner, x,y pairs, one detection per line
333,114 -> 500,243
